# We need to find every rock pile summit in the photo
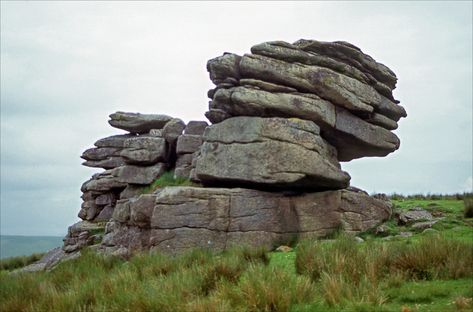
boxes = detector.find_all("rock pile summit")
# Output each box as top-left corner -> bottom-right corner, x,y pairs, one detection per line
56,39 -> 405,262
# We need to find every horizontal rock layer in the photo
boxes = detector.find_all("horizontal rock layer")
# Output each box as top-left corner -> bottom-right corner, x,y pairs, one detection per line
206,39 -> 406,161
194,117 -> 350,190
100,186 -> 391,255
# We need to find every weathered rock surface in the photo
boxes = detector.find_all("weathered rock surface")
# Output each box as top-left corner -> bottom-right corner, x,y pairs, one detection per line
176,134 -> 203,155
112,163 -> 167,185
120,136 -> 168,165
184,121 -> 208,135
94,134 -> 136,148
206,39 -> 406,161
293,39 -> 397,90
109,111 -> 173,134
63,221 -> 105,253
194,117 -> 350,190
162,118 -> 186,144
397,208 -> 433,225
207,86 -> 400,160
100,186 -> 391,255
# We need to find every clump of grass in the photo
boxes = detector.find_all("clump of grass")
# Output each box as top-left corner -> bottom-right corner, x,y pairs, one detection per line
0,253 -> 45,271
215,264 -> 316,312
295,234 -> 473,306
141,171 -> 197,194
464,197 -> 473,218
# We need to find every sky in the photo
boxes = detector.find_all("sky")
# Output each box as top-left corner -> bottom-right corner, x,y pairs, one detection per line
1,1 -> 472,236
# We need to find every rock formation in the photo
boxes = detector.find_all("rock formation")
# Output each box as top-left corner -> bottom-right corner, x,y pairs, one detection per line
58,39 -> 404,260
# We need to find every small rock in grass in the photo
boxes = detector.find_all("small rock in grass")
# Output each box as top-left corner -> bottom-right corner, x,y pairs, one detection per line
422,228 -> 439,235
411,220 -> 437,230
354,236 -> 364,243
275,245 -> 293,253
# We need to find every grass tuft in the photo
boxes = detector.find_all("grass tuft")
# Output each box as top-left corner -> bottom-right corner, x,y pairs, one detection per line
0,253 -> 45,271
141,171 -> 197,194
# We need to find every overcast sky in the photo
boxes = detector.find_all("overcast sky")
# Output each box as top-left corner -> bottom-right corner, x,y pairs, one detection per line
1,1 -> 472,236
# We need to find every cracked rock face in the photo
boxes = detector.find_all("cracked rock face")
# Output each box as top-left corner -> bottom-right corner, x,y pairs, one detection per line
194,116 -> 350,190
100,186 -> 391,255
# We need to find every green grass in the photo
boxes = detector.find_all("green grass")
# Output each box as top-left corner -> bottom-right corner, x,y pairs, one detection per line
1,199 -> 472,311
141,171 -> 197,194
0,253 -> 45,271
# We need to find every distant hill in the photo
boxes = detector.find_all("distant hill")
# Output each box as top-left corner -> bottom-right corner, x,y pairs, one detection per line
0,235 -> 63,259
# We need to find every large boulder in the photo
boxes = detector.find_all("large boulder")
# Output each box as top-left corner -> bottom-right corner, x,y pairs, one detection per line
194,117 -> 350,190
108,111 -> 173,134
100,186 -> 391,255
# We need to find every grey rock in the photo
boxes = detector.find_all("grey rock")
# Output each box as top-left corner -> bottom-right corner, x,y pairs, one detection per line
398,208 -> 433,225
174,153 -> 196,179
184,121 -> 209,135
239,54 -> 404,118
95,193 -> 117,206
250,41 -> 397,101
120,136 -> 168,165
354,237 -> 364,243
13,248 -> 80,273
119,184 -> 148,199
94,134 -> 136,148
204,108 -> 231,124
194,117 -> 350,190
412,220 -> 437,230
81,170 -> 127,192
176,134 -> 203,155
162,118 -> 186,144
95,205 -> 114,222
293,39 -> 397,89
365,113 -> 398,130
148,129 -> 163,137
174,166 -> 193,179
207,53 -> 242,85
81,147 -> 122,161
323,107 -> 400,161
112,163 -> 166,185
208,86 -> 401,161
109,111 -> 173,134
239,78 -> 298,93
113,200 -> 131,223
422,228 -> 439,235
82,157 -> 126,169
102,186 -> 390,255
209,86 -> 336,128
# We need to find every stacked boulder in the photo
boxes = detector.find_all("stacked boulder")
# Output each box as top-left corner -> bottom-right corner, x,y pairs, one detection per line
63,112 -> 206,253
62,39 -> 405,258
175,121 -> 208,179
205,40 -> 405,162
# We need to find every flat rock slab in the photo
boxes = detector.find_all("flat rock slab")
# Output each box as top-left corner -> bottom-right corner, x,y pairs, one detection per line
194,116 -> 350,190
109,111 -> 173,134
100,186 -> 391,255
112,163 -> 167,185
398,208 -> 433,225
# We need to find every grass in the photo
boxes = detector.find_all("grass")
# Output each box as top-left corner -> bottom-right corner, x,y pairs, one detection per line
0,253 -> 45,271
1,199 -> 472,311
141,171 -> 197,194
